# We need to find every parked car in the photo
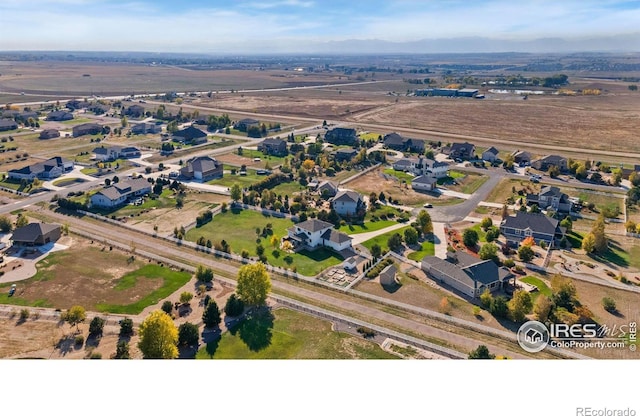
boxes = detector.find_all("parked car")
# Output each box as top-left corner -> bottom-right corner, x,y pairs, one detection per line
8,284 -> 16,297
423,203 -> 433,208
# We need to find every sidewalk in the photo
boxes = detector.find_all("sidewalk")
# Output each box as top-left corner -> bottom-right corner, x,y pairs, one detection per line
436,189 -> 471,200
433,222 -> 447,259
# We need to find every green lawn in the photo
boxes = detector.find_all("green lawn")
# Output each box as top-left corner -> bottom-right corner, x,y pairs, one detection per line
237,148 -> 289,167
383,168 -> 414,184
407,239 -> 435,261
359,132 -> 381,141
468,224 -> 488,243
566,231 -> 584,249
0,177 -> 25,192
185,208 -> 340,276
360,225 -> 411,253
339,220 -> 397,235
209,167 -> 263,188
52,177 -> 86,187
459,174 -> 489,194
520,276 -> 552,297
61,118 -> 93,125
270,181 -> 306,195
196,308 -> 397,359
96,265 -> 192,314
88,189 -> 177,216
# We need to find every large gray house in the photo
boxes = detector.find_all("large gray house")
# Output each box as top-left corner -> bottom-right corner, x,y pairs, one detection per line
500,211 -> 565,247
526,186 -> 573,213
331,190 -> 365,217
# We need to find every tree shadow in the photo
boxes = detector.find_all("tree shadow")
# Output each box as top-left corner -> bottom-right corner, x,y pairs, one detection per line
85,334 -> 102,349
200,327 -> 222,358
55,335 -> 76,356
238,308 -> 274,352
381,282 -> 402,294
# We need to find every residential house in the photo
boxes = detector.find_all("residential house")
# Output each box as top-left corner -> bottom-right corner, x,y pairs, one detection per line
8,157 -> 74,181
334,147 -> 358,162
131,123 -> 162,134
235,118 -> 260,131
89,177 -> 151,208
257,138 -> 288,156
499,211 -> 565,247
379,264 -> 400,288
511,150 -> 532,165
448,142 -> 476,160
87,103 -> 110,115
393,156 -> 449,179
482,146 -> 500,162
124,104 -> 145,118
332,190 -> 365,217
285,219 -> 353,254
526,186 -> 573,213
180,156 -> 223,181
0,110 -> 20,119
46,111 -> 74,121
421,251 -> 514,298
11,222 -> 61,247
317,181 -> 338,198
531,155 -> 568,172
172,125 -> 208,145
93,145 -> 141,162
324,127 -> 358,145
39,129 -> 60,140
0,119 -> 18,131
66,100 -> 90,110
383,132 -> 425,152
72,123 -> 102,137
15,111 -> 38,123
411,175 -> 437,192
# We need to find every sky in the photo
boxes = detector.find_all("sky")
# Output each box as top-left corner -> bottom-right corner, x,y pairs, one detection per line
1,0 -> 639,53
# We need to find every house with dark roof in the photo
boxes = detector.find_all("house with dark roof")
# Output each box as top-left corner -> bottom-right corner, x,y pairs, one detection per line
379,264 -> 399,288
87,103 -> 110,115
257,138 -> 288,156
0,110 -> 20,119
8,157 -> 73,181
482,146 -> 500,162
448,142 -> 476,160
180,156 -> 223,181
11,222 -> 61,247
72,123 -> 102,137
131,123 -> 162,135
383,132 -> 425,152
285,218 -> 353,254
235,118 -> 260,132
526,186 -> 573,213
333,147 -> 358,162
172,125 -> 208,145
332,190 -> 365,217
66,100 -> 90,110
531,155 -> 568,172
412,175 -> 437,192
39,129 -> 60,140
124,104 -> 145,118
0,119 -> 18,131
500,211 -> 565,247
89,177 -> 151,208
93,145 -> 141,162
324,127 -> 358,145
15,111 -> 38,123
46,111 -> 74,121
317,181 -> 338,198
511,150 -> 532,165
421,251 -> 514,298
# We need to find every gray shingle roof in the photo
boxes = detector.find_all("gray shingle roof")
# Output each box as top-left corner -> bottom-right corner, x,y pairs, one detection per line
321,228 -> 352,244
412,175 -> 437,185
422,251 -> 513,290
333,190 -> 362,203
295,219 -> 334,233
11,222 -> 60,243
501,212 -> 559,235
173,126 -> 207,140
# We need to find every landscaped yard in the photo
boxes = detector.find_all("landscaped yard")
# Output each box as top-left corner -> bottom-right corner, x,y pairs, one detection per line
439,170 -> 489,194
52,177 -> 86,187
360,225 -> 411,253
520,276 -> 552,297
383,168 -> 414,184
0,238 -> 191,311
196,308 -> 397,359
407,239 -> 435,261
208,166 -> 264,188
339,219 -> 397,235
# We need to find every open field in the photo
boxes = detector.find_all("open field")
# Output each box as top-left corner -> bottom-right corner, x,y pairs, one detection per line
196,308 -> 397,359
0,237 -> 191,312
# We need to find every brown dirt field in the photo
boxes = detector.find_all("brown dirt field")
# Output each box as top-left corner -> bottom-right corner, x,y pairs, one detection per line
348,166 -> 461,206
216,152 -> 268,168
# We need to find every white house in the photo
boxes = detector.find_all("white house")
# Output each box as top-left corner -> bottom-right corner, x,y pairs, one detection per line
482,146 -> 499,162
93,146 -> 141,161
286,219 -> 352,253
89,177 -> 151,208
8,157 -> 73,181
332,190 -> 365,217
393,156 -> 449,179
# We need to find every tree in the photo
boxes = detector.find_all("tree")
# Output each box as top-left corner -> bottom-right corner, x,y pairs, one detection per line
230,184 -> 242,203
602,297 -> 617,313
468,345 -> 495,359
534,295 -> 553,322
15,213 -> 28,229
195,265 -> 214,283
490,296 -> 509,318
560,217 -> 573,233
629,171 -> 640,187
416,210 -> 433,235
138,310 -> 178,359
179,291 -> 193,305
224,293 -> 245,317
462,228 -> 479,247
387,233 -> 403,251
478,243 -> 499,262
114,340 -> 130,359
518,245 -> 534,262
480,217 -> 493,230
370,243 -> 382,259
161,300 -> 173,315
582,232 -> 596,253
439,297 -> 451,314
89,316 -> 105,337
0,215 -> 12,232
592,214 -> 607,253
501,204 -> 509,219
404,227 -> 419,245
119,318 -> 134,337
202,300 -> 222,328
551,274 -> 577,311
121,116 -> 128,128
508,290 -> 533,322
485,227 -> 500,242
63,305 -> 86,332
480,288 -> 493,309
236,262 -> 272,306
178,322 -> 200,347
629,84 -> 638,91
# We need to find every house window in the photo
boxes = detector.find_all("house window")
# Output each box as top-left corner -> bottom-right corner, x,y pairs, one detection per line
524,230 -> 532,237
515,229 -> 521,235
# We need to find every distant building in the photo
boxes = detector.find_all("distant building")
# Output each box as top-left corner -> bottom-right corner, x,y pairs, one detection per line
124,104 -> 145,118
131,123 -> 162,134
39,129 -> 60,140
448,142 -> 476,160
332,190 -> 365,217
11,222 -> 61,247
72,123 -> 102,137
411,175 -> 437,192
87,103 -> 110,115
415,88 -> 479,98
324,127 -> 358,146
511,150 -> 532,165
317,181 -> 338,198
379,264 -> 400,288
235,118 -> 260,131
66,100 -> 90,110
0,119 -> 18,131
257,138 -> 288,156
383,132 -> 425,152
46,111 -> 73,121
531,155 -> 568,172
93,145 -> 141,162
526,186 -> 573,213
333,147 -> 358,162
482,146 -> 500,162
180,156 -> 223,181
500,211 -> 565,247
285,219 -> 353,254
172,125 -> 208,145
89,177 -> 151,208
393,156 -> 449,179
8,157 -> 73,181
